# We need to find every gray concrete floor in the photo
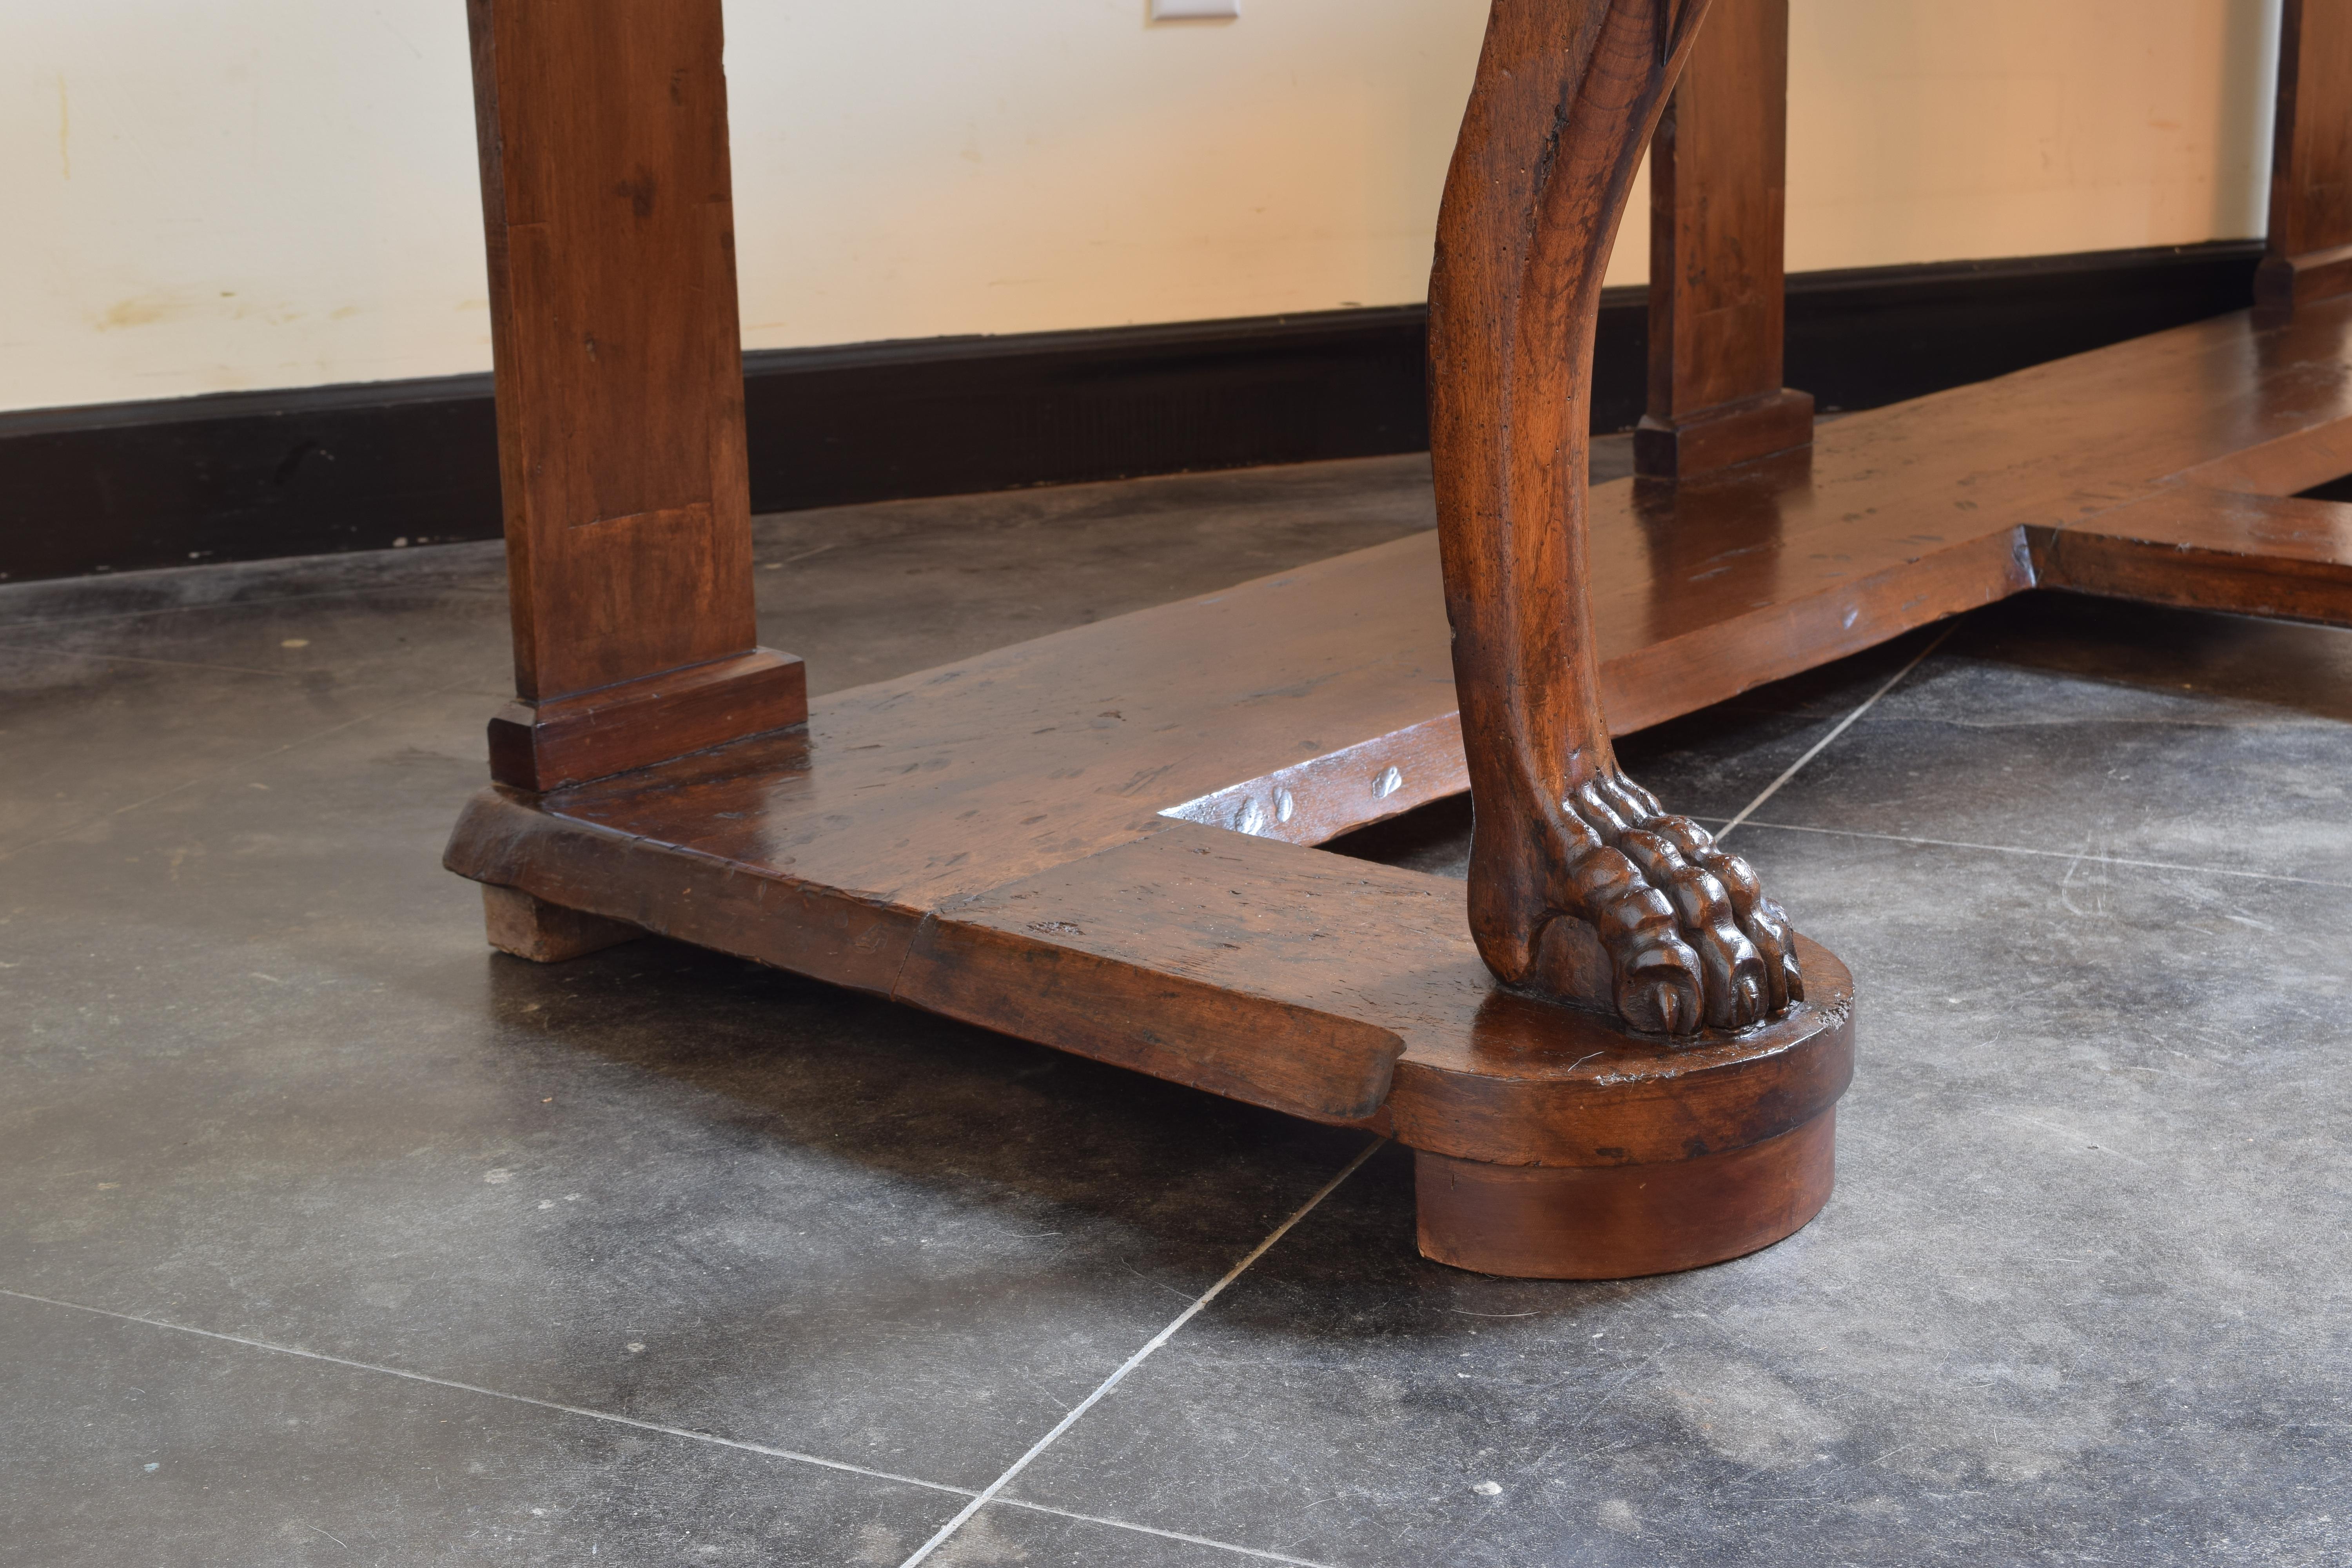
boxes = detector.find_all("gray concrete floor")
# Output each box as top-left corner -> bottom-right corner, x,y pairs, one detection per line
2,441 -> 2347,1567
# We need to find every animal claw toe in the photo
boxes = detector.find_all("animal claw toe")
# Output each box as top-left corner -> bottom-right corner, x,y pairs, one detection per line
1618,974 -> 1700,1037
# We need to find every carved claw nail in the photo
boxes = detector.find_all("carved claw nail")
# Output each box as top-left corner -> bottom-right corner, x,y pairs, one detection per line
1625,980 -> 1686,1037
1641,813 -> 1804,1016
1722,884 -> 1802,1013
1619,943 -> 1697,1032
1566,846 -> 1706,1035
1733,971 -> 1762,1025
1466,769 -> 1800,1033
1618,828 -> 1767,1031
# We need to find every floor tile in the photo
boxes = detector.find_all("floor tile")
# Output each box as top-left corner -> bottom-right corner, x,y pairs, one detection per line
0,441 -> 1624,702
7,457 -> 2347,1564
0,539 -> 511,629
0,585 -> 517,693
1609,626 -> 1951,822
1327,624 -> 1949,878
748,454 -> 1448,697
1745,592 -> 2352,883
0,646 -> 448,858
0,449 -> 1459,704
0,679 -> 1370,1494
1007,832 -> 2352,1568
932,1503 -> 1290,1567
0,1291 -> 958,1568
1953,589 -> 2352,724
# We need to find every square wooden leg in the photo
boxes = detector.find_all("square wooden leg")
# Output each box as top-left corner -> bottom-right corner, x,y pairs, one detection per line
481,884 -> 642,963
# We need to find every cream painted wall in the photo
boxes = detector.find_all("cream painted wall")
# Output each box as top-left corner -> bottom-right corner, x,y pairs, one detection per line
0,0 -> 2281,414
1785,1 -> 2279,272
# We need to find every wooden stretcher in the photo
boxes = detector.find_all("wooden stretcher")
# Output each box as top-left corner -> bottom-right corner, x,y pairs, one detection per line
445,0 -> 2352,1277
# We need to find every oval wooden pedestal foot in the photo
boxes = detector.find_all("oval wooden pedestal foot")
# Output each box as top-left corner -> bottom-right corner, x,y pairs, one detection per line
1414,1109 -> 1837,1280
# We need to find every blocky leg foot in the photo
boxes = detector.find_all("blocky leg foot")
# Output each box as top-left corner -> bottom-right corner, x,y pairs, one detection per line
481,884 -> 642,963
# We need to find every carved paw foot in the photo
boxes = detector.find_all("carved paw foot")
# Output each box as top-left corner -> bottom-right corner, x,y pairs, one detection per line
1470,772 -> 1805,1039
1573,773 -> 1805,1027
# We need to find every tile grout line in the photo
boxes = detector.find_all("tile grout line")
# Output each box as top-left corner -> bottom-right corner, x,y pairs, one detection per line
897,1136 -> 1389,1568
1715,624 -> 1956,842
0,1285 -> 962,1497
0,1283 -> 1345,1566
993,1501 -> 1347,1567
1731,819 -> 2352,891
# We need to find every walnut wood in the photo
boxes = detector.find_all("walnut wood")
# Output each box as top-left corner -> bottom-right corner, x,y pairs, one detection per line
2260,0 -> 2352,312
467,0 -> 804,789
445,290 -> 2352,1273
2031,489 -> 2352,623
1430,0 -> 1809,1040
485,649 -> 808,793
1415,1110 -> 1835,1280
481,883 -> 641,963
1636,0 -> 1811,477
452,806 -> 1853,1165
444,0 -> 2352,1278
2174,413 -> 2352,497
1635,388 -> 1814,480
900,848 -> 1411,1125
909,825 -> 1851,1156
1427,0 -> 1674,1013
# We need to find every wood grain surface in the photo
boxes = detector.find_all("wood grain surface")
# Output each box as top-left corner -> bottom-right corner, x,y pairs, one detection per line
446,0 -> 2352,1276
2261,0 -> 2352,310
481,884 -> 642,964
447,289 -> 2352,1162
1416,1110 -> 1837,1279
1426,0 -> 1813,1039
1637,0 -> 1813,477
468,0 -> 803,788
452,806 -> 1852,1161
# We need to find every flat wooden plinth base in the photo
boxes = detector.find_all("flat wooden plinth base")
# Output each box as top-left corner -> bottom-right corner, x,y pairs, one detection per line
1416,1110 -> 1837,1279
455,768 -> 1858,1279
451,299 -> 2352,1275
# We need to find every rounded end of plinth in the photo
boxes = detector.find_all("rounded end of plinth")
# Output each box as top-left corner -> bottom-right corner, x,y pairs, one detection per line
1413,1107 -> 1837,1280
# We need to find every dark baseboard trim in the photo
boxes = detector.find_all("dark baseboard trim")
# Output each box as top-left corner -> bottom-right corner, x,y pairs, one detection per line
0,239 -> 2265,584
